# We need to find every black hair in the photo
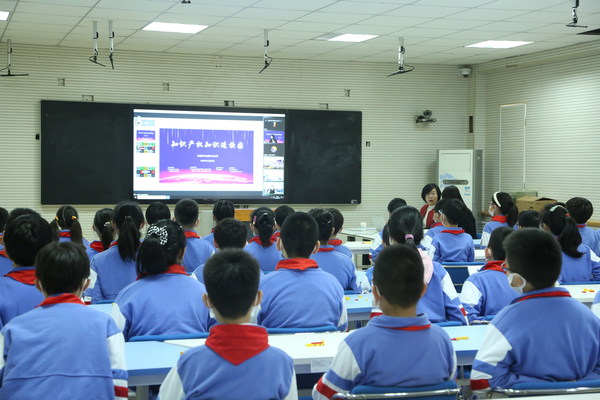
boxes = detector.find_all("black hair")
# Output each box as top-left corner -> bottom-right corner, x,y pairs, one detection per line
387,206 -> 424,249
4,214 -> 53,266
203,249 -> 260,319
214,218 -> 247,249
35,242 -> 89,296
213,200 -> 235,222
504,228 -> 562,289
487,226 -> 514,260
387,198 -> 407,214
137,219 -> 186,277
113,201 -> 144,261
174,198 -> 198,227
251,207 -> 275,248
145,202 -> 171,225
0,207 -> 8,233
421,183 -> 441,203
7,208 -> 42,224
441,185 -> 464,203
328,208 -> 344,235
566,197 -> 594,225
435,198 -> 465,225
93,208 -> 114,250
382,224 -> 390,247
517,210 -> 540,229
308,208 -> 334,244
274,205 -> 295,229
50,205 -> 84,248
540,204 -> 583,258
373,244 -> 424,308
491,192 -> 518,227
280,212 -> 319,258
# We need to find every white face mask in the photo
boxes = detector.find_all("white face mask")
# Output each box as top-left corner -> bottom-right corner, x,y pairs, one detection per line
506,272 -> 526,294
249,304 -> 261,324
488,206 -> 495,217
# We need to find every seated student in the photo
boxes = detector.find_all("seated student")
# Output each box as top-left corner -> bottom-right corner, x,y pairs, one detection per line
428,198 -> 475,263
258,212 -> 347,331
174,199 -> 214,274
274,205 -> 295,239
421,201 -> 446,251
0,213 -> 53,328
460,227 -> 517,323
313,244 -> 456,399
566,197 -> 600,256
540,204 -> 600,283
89,201 -> 145,303
86,208 -> 114,260
327,208 -> 353,259
245,207 -> 282,272
441,185 -> 477,239
112,220 -> 211,341
0,208 -> 44,275
517,209 -> 540,229
50,205 -> 89,249
203,200 -> 235,248
370,197 -> 407,262
481,192 -> 518,247
386,206 -> 467,325
145,201 -> 171,225
471,228 -> 600,394
309,208 -> 359,293
159,249 -> 297,400
0,242 -> 128,399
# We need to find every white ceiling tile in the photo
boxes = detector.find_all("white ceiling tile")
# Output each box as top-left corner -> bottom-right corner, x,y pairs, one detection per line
479,0 -> 566,11
276,21 -> 348,33
9,13 -> 81,25
387,5 -> 468,18
445,8 -> 529,21
164,4 -> 243,17
249,0 -> 336,11
234,7 -> 310,21
94,0 -> 173,12
297,12 -> 369,25
217,17 -> 288,30
318,1 -> 403,15
15,2 -> 88,16
86,8 -> 163,21
416,18 -> 489,30
395,27 -> 460,38
358,15 -> 435,28
149,13 -> 223,26
337,24 -> 407,36
472,21 -> 548,32
414,0 -> 492,6
506,11 -> 572,24
5,21 -> 70,32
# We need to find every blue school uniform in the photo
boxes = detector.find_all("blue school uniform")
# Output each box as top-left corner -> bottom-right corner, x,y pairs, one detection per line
369,230 -> 384,262
202,231 -> 215,249
328,239 -> 353,259
480,216 -> 508,247
579,224 -> 600,257
429,227 -> 475,263
0,267 -> 44,329
86,240 -> 105,260
258,258 -> 348,331
159,324 -> 297,400
58,229 -> 90,248
112,265 -> 211,341
311,246 -> 359,293
471,287 -> 600,393
421,222 -> 445,251
0,294 -> 128,400
0,250 -> 12,276
313,314 -> 456,400
459,261 -> 517,323
89,242 -> 137,303
182,231 -> 214,274
244,236 -> 282,272
558,244 -> 600,283
416,262 -> 467,325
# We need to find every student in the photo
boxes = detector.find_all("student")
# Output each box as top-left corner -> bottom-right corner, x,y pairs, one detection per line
441,185 -> 477,239
471,228 -> 600,394
421,200 -> 446,251
274,205 -> 295,239
87,208 -> 114,260
517,209 -> 540,229
145,201 -> 171,225
89,201 -> 144,303
191,218 -> 247,283
313,245 -> 456,399
566,197 -> 600,256
460,227 -> 517,323
258,212 -> 347,330
481,192 -> 518,247
50,205 -> 88,249
0,214 -> 53,328
244,207 -> 282,272
0,242 -> 128,399
370,197 -> 407,262
419,183 -> 441,229
0,208 -> 43,275
540,204 -> 600,283
112,220 -> 211,341
203,200 -> 235,248
327,208 -> 353,258
159,249 -> 297,400
174,199 -> 214,274
428,198 -> 475,263
0,207 -> 7,248
386,206 -> 467,325
309,208 -> 359,293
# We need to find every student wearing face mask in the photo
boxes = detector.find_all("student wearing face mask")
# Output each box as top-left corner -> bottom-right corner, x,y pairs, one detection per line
481,192 -> 518,247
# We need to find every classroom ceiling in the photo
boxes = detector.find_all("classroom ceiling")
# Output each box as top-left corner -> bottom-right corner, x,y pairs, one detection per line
0,0 -> 599,66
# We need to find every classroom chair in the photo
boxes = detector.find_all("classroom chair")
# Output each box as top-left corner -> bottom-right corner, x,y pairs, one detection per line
94,299 -> 114,305
129,332 -> 209,342
331,380 -> 460,399
266,325 -> 337,334
432,321 -> 462,327
487,380 -> 600,398
443,262 -> 485,293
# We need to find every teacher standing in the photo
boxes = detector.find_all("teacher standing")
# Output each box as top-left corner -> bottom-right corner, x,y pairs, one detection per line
419,183 -> 441,229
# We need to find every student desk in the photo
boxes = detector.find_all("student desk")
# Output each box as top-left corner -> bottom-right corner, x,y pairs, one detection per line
345,293 -> 373,321
558,284 -> 600,308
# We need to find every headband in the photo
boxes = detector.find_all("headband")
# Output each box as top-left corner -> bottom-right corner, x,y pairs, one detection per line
549,205 -> 568,214
492,192 -> 500,207
147,225 -> 168,245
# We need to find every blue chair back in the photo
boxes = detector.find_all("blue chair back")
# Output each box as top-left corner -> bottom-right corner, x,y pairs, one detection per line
335,380 -> 459,399
94,300 -> 114,305
489,380 -> 600,397
129,332 -> 209,342
432,321 -> 462,327
267,325 -> 337,334
443,262 -> 484,293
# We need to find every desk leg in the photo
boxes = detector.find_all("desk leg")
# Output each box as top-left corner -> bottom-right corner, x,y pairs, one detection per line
133,386 -> 149,400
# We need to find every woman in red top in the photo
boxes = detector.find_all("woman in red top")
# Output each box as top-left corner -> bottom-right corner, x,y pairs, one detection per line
420,183 -> 441,229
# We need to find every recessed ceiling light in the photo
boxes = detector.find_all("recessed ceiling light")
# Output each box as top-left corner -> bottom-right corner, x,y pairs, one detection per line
328,34 -> 379,43
466,40 -> 533,49
0,11 -> 10,21
143,22 -> 208,34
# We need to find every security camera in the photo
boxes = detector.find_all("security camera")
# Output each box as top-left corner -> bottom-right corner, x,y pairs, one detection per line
459,67 -> 472,78
423,110 -> 432,117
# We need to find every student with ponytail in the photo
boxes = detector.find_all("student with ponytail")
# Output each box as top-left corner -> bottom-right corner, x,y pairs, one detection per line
87,208 -> 114,260
245,207 -> 282,272
50,205 -> 88,249
481,192 -> 518,247
540,204 -> 600,283
89,202 -> 144,303
308,208 -> 359,293
174,199 -> 214,274
111,220 -> 211,341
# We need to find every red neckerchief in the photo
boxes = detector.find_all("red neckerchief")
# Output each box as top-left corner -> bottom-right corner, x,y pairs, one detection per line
276,258 -> 319,271
211,228 -> 215,233
318,246 -> 335,252
37,293 -> 84,307
5,268 -> 36,285
206,324 -> 269,365
482,260 -> 505,272
441,229 -> 465,235
89,241 -> 105,252
58,231 -> 71,238
491,215 -> 507,223
184,231 -> 200,239
386,324 -> 431,331
512,290 -> 571,304
578,224 -> 586,228
138,264 -> 188,280
109,241 -> 118,248
431,222 -> 444,228
328,239 -> 343,246
248,235 -> 277,246
0,249 -> 8,259
273,231 -> 280,238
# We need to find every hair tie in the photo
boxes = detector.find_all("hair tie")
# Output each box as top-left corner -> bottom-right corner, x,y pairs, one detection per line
104,221 -> 111,227
405,234 -> 414,240
566,213 -> 570,217
147,225 -> 168,245
252,215 -> 257,224
124,215 -> 133,221
71,216 -> 77,220
549,205 -> 567,213
54,216 -> 59,221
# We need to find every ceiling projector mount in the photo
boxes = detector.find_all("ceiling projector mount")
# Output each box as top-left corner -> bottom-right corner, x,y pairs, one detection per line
0,39 -> 29,77
387,37 -> 415,77
566,0 -> 588,28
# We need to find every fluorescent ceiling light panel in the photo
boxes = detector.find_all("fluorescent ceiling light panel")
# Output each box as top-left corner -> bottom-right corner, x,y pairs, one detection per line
328,34 -> 379,42
0,11 -> 9,21
143,22 -> 208,34
466,40 -> 533,49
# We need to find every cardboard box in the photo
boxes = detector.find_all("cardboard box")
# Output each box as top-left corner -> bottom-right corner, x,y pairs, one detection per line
516,196 -> 557,214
